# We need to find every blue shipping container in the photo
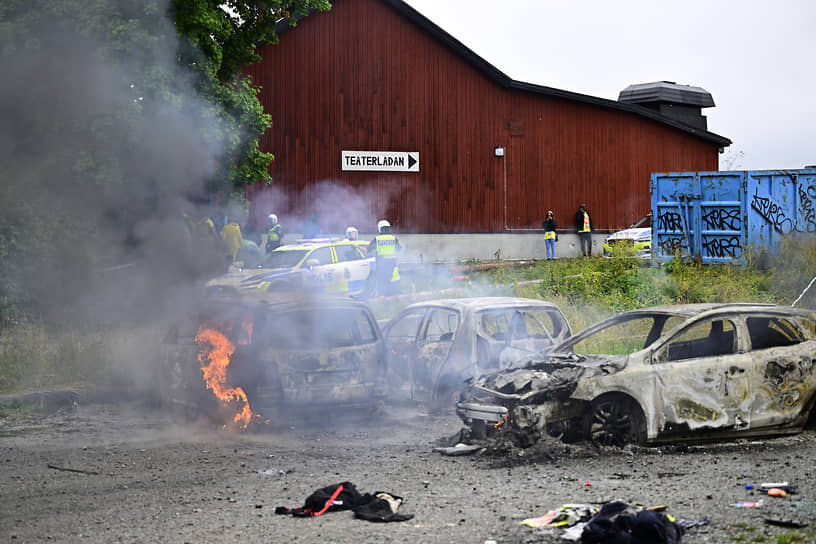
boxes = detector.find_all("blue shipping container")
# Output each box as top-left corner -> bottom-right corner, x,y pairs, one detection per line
651,168 -> 816,264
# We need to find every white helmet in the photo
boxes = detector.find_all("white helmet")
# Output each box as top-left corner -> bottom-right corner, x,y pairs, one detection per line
377,219 -> 390,233
268,214 -> 278,226
345,226 -> 358,241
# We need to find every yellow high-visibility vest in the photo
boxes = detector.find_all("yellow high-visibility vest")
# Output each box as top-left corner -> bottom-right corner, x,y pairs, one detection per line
375,234 -> 397,257
579,212 -> 591,233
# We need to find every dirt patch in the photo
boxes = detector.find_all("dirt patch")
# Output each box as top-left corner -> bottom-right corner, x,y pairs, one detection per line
2,400 -> 816,543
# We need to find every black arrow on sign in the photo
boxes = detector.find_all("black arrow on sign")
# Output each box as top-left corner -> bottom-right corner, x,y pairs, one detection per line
407,154 -> 417,169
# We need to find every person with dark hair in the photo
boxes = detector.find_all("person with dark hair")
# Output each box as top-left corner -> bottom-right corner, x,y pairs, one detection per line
542,210 -> 557,259
575,203 -> 593,257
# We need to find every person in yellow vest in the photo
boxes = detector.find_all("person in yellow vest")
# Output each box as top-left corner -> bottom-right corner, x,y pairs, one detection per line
367,219 -> 401,296
542,210 -> 558,260
221,219 -> 243,267
575,204 -> 593,257
266,213 -> 284,253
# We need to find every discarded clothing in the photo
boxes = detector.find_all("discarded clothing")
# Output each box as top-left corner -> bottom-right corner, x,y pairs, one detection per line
275,482 -> 413,522
353,492 -> 414,522
521,504 -> 597,528
581,501 -> 685,544
676,517 -> 710,530
275,481 -> 365,517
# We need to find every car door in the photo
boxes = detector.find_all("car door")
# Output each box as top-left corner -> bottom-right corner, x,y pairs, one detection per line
744,314 -> 816,430
651,317 -> 755,437
384,307 -> 427,397
413,308 -> 460,401
301,246 -> 337,291
333,243 -> 372,292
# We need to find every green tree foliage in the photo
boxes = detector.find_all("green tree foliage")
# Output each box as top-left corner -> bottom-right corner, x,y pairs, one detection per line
0,0 -> 329,327
170,0 -> 331,190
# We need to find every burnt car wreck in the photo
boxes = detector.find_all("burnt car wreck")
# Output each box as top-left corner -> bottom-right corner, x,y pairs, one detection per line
160,292 -> 387,427
457,304 -> 816,447
382,297 -> 571,411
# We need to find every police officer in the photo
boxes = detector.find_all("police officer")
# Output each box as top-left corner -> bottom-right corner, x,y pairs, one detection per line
367,219 -> 401,296
266,213 -> 284,253
345,226 -> 359,241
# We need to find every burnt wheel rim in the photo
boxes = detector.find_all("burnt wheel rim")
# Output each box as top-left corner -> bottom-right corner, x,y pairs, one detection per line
588,400 -> 637,447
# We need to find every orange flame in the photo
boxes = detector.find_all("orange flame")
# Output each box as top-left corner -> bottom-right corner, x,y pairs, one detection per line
493,405 -> 512,429
195,324 -> 254,428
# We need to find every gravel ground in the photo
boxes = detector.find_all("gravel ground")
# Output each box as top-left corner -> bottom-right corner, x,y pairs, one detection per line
2,399 -> 816,543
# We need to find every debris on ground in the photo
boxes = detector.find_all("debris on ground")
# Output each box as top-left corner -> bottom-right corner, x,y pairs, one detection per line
275,481 -> 414,522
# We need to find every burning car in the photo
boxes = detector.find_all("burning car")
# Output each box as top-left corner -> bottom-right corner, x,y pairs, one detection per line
382,297 -> 571,411
160,291 -> 388,427
457,303 -> 816,446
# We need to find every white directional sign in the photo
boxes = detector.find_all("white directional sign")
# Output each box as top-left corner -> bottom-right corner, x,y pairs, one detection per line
341,150 -> 419,172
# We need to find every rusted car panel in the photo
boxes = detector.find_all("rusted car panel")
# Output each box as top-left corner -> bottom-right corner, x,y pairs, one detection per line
161,292 -> 387,422
383,297 -> 571,409
457,303 -> 816,446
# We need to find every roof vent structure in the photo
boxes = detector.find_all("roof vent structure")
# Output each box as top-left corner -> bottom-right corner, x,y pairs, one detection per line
618,81 -> 715,130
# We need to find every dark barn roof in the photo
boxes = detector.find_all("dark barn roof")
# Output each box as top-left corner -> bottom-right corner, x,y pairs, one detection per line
276,0 -> 731,148
254,0 -> 731,233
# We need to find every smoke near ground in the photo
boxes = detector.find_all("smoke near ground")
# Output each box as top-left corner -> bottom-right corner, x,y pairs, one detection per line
0,1 -> 240,396
0,1 -> 223,329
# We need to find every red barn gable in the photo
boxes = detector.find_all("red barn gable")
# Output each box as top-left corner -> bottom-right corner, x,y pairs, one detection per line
244,0 -> 730,233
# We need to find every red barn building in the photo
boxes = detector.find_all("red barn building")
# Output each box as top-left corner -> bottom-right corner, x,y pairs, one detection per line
244,0 -> 730,238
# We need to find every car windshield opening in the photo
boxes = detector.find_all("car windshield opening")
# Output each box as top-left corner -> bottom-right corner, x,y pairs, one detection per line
262,249 -> 309,269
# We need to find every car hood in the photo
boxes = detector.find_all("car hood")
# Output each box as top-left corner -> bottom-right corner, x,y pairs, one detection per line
469,353 -> 628,402
206,267 -> 298,291
606,228 -> 652,242
605,227 -> 651,242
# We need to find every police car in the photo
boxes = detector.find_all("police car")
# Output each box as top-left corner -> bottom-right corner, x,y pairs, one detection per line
206,238 -> 375,295
603,214 -> 652,258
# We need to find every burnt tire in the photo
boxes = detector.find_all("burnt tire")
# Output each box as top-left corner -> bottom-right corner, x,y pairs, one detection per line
584,395 -> 646,447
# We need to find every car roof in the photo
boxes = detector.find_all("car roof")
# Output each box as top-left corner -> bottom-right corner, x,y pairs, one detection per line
273,238 -> 355,251
616,302 -> 799,316
398,296 -> 562,313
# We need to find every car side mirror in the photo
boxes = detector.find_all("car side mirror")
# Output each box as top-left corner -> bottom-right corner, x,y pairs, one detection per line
305,259 -> 320,268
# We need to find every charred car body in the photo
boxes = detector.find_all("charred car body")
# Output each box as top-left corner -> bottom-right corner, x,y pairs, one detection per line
457,303 -> 816,446
160,292 -> 387,425
382,297 -> 571,410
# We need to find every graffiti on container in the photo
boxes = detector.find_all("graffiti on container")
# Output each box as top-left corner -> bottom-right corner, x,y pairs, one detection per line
797,184 -> 816,233
659,237 -> 688,255
702,235 -> 741,258
752,185 -> 816,234
751,190 -> 793,234
657,210 -> 684,232
702,208 -> 741,231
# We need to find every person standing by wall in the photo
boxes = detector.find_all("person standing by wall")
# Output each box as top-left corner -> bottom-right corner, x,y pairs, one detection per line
542,210 -> 557,260
575,203 -> 593,257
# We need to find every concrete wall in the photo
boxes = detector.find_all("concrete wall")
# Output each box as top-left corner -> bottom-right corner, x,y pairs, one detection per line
281,233 -> 606,262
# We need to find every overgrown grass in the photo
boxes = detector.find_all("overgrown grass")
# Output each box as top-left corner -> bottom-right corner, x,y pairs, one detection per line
479,236 -> 816,332
0,322 -> 109,394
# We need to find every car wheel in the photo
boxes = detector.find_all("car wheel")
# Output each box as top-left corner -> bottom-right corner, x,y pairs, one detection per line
584,395 -> 646,447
